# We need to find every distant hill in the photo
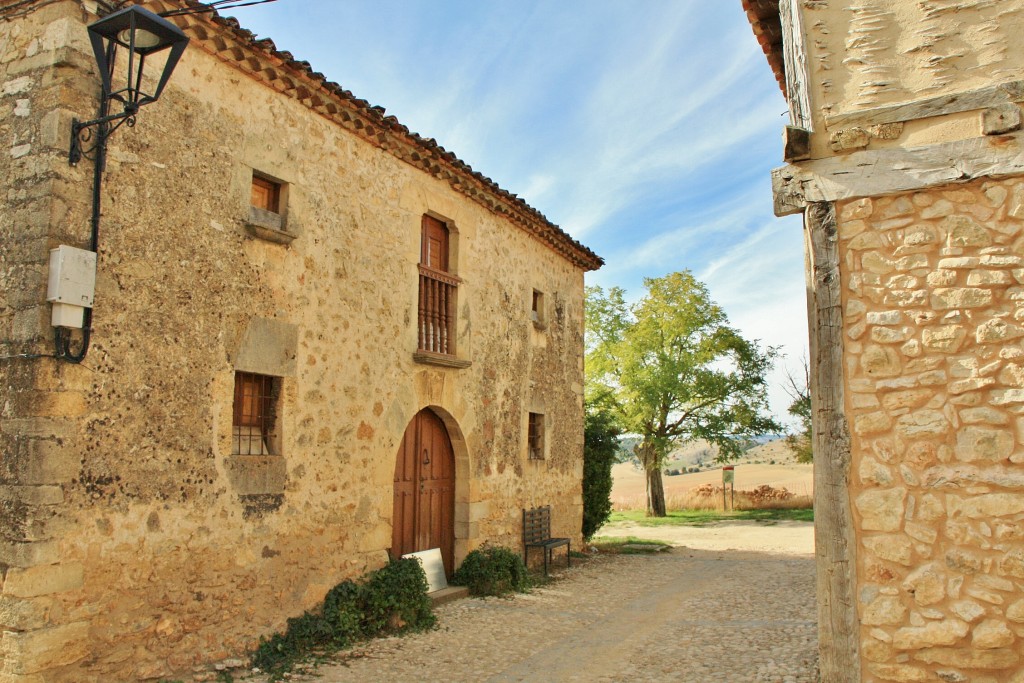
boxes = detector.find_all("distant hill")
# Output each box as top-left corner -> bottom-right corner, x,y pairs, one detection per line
614,435 -> 800,473
662,438 -> 801,474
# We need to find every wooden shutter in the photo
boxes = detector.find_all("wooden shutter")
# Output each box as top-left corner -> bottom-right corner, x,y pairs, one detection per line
421,215 -> 449,272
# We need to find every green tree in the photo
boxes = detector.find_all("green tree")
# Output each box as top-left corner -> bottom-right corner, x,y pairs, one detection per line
784,362 -> 813,464
582,407 -> 621,540
585,271 -> 780,517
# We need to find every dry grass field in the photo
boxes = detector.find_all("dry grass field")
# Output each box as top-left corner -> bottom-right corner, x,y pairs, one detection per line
611,439 -> 813,511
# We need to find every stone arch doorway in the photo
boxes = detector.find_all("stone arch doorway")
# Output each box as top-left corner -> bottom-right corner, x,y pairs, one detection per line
392,408 -> 456,577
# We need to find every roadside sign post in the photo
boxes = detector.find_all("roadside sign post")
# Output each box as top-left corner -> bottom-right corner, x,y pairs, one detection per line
722,466 -> 735,511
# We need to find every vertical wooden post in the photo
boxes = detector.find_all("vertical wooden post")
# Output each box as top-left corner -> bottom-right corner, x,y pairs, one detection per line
805,202 -> 859,681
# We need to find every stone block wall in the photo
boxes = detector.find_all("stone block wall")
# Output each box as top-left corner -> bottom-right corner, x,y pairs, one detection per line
1,2 -> 100,681
0,2 -> 594,680
840,178 -> 1024,681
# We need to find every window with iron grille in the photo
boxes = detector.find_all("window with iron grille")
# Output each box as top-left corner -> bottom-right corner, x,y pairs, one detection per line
233,372 -> 280,455
528,412 -> 545,460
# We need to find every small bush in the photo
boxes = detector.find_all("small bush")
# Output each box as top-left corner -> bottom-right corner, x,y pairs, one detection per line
252,558 -> 435,678
360,558 -> 435,634
451,546 -> 530,596
321,579 -> 362,642
583,409 -> 620,539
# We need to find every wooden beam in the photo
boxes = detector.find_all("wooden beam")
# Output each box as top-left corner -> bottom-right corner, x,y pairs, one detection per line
805,201 -> 860,682
983,103 -> 1022,136
771,130 -> 1024,216
824,80 -> 1024,130
783,125 -> 811,162
780,0 -> 812,130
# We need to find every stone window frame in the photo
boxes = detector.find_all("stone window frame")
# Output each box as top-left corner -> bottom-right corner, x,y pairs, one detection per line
531,288 -> 547,330
244,169 -> 298,245
224,318 -> 297,513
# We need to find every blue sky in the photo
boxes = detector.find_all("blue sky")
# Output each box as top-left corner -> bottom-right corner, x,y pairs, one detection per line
228,0 -> 808,423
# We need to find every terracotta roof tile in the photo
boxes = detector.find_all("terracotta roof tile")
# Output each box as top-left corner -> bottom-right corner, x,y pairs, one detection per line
740,0 -> 786,96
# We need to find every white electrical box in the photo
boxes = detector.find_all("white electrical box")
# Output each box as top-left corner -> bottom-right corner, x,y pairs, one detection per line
47,245 -> 96,329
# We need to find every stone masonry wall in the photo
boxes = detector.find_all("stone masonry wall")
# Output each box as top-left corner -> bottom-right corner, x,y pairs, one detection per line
840,178 -> 1024,682
1,2 -> 102,680
0,2 -> 590,680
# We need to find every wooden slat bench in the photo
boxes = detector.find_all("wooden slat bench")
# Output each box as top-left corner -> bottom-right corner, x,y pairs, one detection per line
522,505 -> 570,576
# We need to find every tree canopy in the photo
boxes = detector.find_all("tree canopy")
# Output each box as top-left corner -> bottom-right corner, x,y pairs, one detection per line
585,271 -> 780,516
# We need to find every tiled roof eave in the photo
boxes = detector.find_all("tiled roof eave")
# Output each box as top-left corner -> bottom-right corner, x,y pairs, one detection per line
144,0 -> 604,272
741,0 -> 786,97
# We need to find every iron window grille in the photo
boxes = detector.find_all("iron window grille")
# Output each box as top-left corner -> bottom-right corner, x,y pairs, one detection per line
528,412 -> 545,460
233,371 -> 280,455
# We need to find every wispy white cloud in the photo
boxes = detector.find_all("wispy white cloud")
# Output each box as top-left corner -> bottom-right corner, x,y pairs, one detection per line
229,0 -> 807,420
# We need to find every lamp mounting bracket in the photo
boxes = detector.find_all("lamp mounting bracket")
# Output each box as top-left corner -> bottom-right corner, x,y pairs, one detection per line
68,110 -> 136,166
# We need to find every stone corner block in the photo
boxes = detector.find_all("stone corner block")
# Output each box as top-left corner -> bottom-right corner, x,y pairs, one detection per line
0,542 -> 60,570
1,620 -> 90,675
2,562 -> 83,599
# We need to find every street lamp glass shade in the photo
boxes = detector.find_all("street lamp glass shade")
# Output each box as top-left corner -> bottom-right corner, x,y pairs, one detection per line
116,28 -> 162,49
87,6 -> 189,108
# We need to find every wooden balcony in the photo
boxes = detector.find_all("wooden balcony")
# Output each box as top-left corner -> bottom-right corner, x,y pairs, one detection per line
418,265 -> 459,356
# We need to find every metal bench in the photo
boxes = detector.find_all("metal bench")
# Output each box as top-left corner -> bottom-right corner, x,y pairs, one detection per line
522,505 -> 570,576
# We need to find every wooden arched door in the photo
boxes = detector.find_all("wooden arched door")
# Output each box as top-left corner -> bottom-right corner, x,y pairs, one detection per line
392,409 -> 456,576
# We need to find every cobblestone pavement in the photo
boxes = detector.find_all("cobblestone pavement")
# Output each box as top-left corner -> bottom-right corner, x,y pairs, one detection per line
257,547 -> 819,683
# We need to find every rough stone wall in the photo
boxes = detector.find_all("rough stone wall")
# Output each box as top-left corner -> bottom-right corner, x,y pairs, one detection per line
839,179 -> 1024,682
802,0 -> 1024,121
0,2 -> 589,681
1,2 -> 100,680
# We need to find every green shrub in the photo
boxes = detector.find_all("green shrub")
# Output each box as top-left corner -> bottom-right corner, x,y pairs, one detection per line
583,409 -> 621,540
321,579 -> 363,642
451,546 -> 530,596
252,558 -> 435,679
360,558 -> 435,634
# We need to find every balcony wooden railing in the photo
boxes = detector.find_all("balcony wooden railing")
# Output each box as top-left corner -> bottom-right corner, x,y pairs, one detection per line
418,265 -> 459,355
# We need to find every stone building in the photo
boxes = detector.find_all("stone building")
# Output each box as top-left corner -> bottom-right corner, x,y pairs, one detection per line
745,0 -> 1024,681
0,0 -> 601,679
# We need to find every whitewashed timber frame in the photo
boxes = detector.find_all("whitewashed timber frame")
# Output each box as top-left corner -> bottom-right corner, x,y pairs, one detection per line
770,4 -> 1024,681
804,202 -> 860,681
779,0 -> 812,130
772,129 -> 1024,216
825,80 -> 1024,130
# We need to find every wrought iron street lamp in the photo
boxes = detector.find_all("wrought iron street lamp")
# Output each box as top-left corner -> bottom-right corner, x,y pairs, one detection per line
54,6 -> 188,363
69,5 -> 189,165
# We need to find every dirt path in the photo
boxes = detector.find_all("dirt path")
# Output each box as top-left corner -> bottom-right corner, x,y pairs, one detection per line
250,527 -> 818,682
596,519 -> 815,555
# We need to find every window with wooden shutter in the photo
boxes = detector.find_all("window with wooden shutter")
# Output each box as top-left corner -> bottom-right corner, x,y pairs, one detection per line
232,372 -> 280,455
251,174 -> 281,213
246,171 -> 297,244
417,215 -> 459,356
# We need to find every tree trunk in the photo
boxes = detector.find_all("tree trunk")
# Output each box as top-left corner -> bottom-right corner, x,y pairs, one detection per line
637,441 -> 667,517
645,466 -> 667,517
